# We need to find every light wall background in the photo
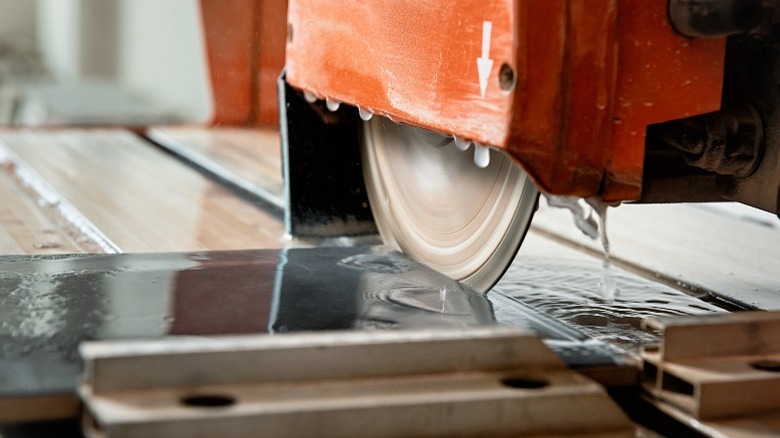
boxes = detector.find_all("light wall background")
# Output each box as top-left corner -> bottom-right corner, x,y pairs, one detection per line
0,0 -> 212,122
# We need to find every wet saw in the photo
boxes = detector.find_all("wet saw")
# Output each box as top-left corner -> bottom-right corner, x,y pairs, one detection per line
279,0 -> 780,291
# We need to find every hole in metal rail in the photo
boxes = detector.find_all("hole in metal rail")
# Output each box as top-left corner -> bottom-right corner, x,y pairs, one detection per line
498,63 -> 516,92
660,372 -> 694,395
751,360 -> 780,373
180,394 -> 237,408
501,377 -> 549,390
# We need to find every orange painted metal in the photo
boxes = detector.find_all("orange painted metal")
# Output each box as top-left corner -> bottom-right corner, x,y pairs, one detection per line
255,1 -> 289,126
285,0 -> 726,201
199,0 -> 287,127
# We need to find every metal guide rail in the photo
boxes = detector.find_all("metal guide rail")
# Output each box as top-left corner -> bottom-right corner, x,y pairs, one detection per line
78,327 -> 635,438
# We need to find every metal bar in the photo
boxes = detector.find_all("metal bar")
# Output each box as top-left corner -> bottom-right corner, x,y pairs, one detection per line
80,327 -> 635,437
278,74 -> 377,237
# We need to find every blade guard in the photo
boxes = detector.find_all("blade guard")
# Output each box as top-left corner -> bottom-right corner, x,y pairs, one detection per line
285,0 -> 725,202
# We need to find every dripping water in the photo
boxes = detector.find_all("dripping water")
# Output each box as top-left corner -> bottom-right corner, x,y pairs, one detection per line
473,144 -> 490,168
545,196 -> 598,239
325,98 -> 340,111
453,136 -> 471,151
439,285 -> 447,313
303,91 -> 318,103
544,195 -> 618,300
590,200 -> 617,300
358,106 -> 373,121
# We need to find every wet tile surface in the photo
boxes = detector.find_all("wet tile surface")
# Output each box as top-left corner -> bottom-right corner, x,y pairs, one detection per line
0,246 -> 494,398
492,232 -> 728,352
0,238 -> 731,411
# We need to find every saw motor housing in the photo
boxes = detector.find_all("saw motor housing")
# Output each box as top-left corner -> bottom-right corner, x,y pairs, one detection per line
283,0 -> 780,216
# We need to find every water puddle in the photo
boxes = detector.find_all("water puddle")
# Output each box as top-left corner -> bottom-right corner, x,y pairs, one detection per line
491,250 -> 727,352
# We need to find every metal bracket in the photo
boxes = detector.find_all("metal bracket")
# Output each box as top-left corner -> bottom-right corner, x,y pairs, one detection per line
278,73 -> 377,238
80,327 -> 634,437
642,311 -> 780,422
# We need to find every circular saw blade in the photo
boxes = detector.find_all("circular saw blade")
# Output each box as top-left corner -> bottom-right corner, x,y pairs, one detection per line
362,117 -> 538,292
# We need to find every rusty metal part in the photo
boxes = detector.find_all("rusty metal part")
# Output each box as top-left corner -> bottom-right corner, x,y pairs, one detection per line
641,311 -> 780,433
638,138 -> 723,203
79,327 -> 635,437
648,102 -> 764,178
711,34 -> 780,214
639,31 -> 780,214
362,117 -> 538,292
668,0 -> 763,37
285,0 -> 725,202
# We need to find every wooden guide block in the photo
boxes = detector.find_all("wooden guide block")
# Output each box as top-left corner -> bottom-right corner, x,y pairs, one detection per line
642,311 -> 780,420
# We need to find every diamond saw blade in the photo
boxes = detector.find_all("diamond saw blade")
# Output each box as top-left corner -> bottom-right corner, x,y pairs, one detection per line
362,117 -> 538,292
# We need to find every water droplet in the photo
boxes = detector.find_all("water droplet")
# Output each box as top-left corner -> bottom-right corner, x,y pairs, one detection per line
358,106 -> 373,121
439,285 -> 448,313
474,144 -> 490,168
303,91 -> 318,103
454,136 -> 471,151
325,98 -> 340,111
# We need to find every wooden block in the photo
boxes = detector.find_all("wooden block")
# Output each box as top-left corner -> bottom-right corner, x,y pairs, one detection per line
642,312 -> 780,420
647,311 -> 780,360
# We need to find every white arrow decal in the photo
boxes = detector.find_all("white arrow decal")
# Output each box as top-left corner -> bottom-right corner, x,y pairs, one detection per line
476,21 -> 494,98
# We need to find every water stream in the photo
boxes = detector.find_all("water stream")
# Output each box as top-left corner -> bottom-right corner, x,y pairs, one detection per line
544,195 -> 618,300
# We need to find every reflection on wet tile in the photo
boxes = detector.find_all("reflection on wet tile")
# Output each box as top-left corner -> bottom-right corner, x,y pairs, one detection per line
492,252 -> 727,351
0,247 -> 493,397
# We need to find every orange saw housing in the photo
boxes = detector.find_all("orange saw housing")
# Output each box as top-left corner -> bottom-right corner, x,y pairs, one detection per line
284,0 -> 726,202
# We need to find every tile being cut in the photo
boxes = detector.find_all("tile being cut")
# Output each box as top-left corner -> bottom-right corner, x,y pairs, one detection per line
0,246 -> 495,421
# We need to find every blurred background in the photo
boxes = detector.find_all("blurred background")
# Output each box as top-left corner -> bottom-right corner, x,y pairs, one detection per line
0,0 -> 212,126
